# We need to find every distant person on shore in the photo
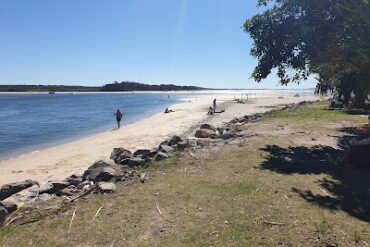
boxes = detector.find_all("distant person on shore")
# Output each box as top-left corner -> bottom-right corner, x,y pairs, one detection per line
164,107 -> 174,113
213,99 -> 217,112
114,109 -> 123,129
207,106 -> 214,115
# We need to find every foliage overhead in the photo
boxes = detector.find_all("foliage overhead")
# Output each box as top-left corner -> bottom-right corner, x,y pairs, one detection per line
244,0 -> 370,107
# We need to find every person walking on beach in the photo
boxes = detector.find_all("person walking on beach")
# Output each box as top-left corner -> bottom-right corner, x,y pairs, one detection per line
213,99 -> 217,113
114,109 -> 123,129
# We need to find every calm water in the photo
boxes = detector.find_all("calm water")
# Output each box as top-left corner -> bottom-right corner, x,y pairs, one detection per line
0,90 -> 314,160
0,93 -> 182,160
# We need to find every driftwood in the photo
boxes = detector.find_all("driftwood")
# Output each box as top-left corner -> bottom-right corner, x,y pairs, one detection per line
5,210 -> 43,226
5,216 -> 21,226
92,207 -> 103,222
109,240 -> 116,247
155,203 -> 162,216
68,208 -> 77,235
318,187 -> 335,198
263,221 -> 284,226
70,186 -> 96,203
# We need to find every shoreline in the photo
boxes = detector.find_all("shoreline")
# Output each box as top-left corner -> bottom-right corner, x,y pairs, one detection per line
0,94 -> 320,186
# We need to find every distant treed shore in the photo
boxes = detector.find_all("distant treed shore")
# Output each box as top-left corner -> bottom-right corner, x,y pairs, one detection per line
0,81 -> 206,92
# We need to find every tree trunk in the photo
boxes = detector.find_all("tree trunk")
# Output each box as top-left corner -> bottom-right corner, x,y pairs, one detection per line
353,89 -> 368,109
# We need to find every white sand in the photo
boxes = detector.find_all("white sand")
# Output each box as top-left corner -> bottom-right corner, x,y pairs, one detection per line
0,95 -> 320,186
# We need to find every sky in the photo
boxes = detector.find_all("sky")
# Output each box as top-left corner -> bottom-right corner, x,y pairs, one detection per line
0,0 -> 316,89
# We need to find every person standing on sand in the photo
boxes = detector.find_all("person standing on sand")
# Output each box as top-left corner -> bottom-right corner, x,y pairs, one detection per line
213,99 -> 217,113
114,109 -> 123,129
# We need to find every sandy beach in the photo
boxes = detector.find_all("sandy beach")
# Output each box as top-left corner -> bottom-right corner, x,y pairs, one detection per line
0,94 -> 319,186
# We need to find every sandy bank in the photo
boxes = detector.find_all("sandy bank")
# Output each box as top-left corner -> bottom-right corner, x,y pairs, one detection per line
0,95 -> 320,186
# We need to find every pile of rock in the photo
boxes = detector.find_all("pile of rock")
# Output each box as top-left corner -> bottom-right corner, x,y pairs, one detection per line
0,134 -> 200,225
110,135 -> 198,168
194,123 -> 239,140
0,161 -> 132,224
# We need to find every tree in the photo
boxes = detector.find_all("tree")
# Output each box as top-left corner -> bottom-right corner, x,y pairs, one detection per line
244,0 -> 370,108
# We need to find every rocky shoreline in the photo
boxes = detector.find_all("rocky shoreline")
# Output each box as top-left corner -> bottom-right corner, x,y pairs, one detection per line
0,101 -> 316,225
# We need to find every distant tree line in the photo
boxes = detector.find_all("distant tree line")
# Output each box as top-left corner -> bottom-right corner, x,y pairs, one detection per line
0,82 -> 205,92
0,85 -> 100,92
101,81 -> 205,91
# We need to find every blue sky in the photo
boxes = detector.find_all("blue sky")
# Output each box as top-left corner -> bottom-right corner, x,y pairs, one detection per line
0,0 -> 316,89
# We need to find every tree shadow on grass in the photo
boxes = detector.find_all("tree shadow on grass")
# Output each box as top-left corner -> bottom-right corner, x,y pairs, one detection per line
259,133 -> 370,222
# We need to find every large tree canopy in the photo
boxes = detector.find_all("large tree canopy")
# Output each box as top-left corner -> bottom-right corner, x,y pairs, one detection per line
244,0 -> 370,107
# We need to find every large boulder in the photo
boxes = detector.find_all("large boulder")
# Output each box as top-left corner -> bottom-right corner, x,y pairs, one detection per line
0,200 -> 17,214
97,182 -> 116,194
110,148 -> 133,163
176,140 -> 189,150
0,180 -> 39,200
29,193 -> 55,204
195,129 -> 216,139
41,180 -> 70,194
82,161 -> 118,182
159,144 -> 174,154
0,206 -> 7,224
118,157 -> 146,167
39,182 -> 53,194
154,152 -> 168,161
164,135 -> 183,146
133,149 -> 152,159
65,174 -> 83,186
216,132 -> 236,140
2,185 -> 40,206
200,124 -> 217,131
57,185 -> 79,196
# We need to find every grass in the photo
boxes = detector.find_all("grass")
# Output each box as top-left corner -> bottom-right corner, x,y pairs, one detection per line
0,101 -> 369,246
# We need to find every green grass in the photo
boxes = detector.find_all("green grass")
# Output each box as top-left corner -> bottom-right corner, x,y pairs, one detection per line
1,102 -> 369,246
269,101 -> 365,124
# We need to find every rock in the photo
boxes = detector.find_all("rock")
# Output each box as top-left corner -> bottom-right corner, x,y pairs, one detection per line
154,152 -> 168,161
195,129 -> 215,139
216,132 -> 235,140
0,200 -> 17,213
0,180 -> 39,200
229,118 -> 239,124
57,185 -> 79,196
77,181 -> 95,192
110,148 -> 133,163
2,185 -> 40,206
133,149 -> 152,159
82,161 -> 118,182
29,193 -> 55,204
0,206 -> 7,224
167,135 -> 183,146
248,114 -> 263,123
140,173 -> 148,183
188,139 -> 197,147
159,144 -> 174,154
240,115 -> 250,123
119,157 -> 146,167
42,180 -> 70,194
176,140 -> 189,150
97,182 -> 116,193
77,180 -> 93,190
200,124 -> 217,131
65,174 -> 83,186
39,183 -> 53,194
